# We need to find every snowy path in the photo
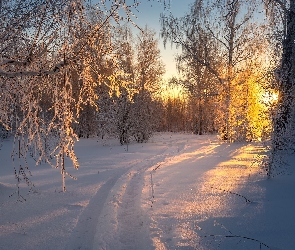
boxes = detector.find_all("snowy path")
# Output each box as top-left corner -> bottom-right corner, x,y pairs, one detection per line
92,135 -> 189,250
0,133 -> 294,250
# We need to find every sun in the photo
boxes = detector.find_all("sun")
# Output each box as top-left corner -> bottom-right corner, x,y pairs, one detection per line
260,90 -> 278,105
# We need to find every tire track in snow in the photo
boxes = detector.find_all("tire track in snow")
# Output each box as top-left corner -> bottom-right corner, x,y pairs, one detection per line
113,142 -> 191,249
92,140 -> 189,250
117,169 -> 154,250
64,169 -> 126,250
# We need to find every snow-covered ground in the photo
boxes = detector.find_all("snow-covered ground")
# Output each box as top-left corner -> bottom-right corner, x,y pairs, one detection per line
0,133 -> 294,250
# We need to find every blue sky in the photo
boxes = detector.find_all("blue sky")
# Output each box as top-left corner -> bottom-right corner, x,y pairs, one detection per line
92,0 -> 196,79
133,0 -> 196,80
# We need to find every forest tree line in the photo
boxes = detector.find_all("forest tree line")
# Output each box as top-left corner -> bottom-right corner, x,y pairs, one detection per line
73,0 -> 279,143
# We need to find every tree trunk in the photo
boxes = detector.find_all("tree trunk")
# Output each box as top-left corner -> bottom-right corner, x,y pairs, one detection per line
225,0 -> 238,142
273,0 -> 295,151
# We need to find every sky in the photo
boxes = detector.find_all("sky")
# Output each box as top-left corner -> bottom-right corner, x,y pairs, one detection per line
129,0 -> 196,80
91,0 -> 196,81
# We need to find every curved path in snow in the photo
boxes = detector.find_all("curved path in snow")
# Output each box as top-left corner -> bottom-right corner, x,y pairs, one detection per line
1,133 -> 283,250
75,134 -> 265,250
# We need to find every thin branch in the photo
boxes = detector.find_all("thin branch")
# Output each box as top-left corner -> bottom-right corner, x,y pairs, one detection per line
0,59 -> 29,67
0,61 -> 66,78
168,25 -> 224,84
206,25 -> 229,50
272,0 -> 288,13
0,3 -> 121,78
184,42 -> 225,84
75,4 -> 120,56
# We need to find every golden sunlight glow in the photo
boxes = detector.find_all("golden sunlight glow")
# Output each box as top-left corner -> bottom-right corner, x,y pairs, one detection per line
159,83 -> 185,100
242,75 -> 278,142
260,91 -> 278,104
142,141 -> 267,249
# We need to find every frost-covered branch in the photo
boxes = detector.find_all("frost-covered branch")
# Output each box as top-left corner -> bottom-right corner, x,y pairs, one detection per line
0,61 -> 67,77
0,0 -> 143,193
0,59 -> 29,67
161,14 -> 225,85
268,0 -> 288,13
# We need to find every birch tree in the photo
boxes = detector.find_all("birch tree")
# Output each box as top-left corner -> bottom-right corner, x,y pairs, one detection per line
93,25 -> 165,145
174,29 -> 220,135
130,27 -> 165,142
135,26 -> 165,93
161,0 -> 268,141
0,0 -> 139,192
